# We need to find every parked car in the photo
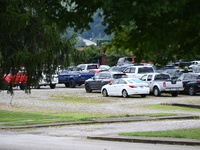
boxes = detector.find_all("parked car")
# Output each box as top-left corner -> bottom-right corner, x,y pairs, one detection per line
123,66 -> 156,79
101,78 -> 150,98
140,73 -> 184,97
58,68 -> 95,88
108,64 -> 134,73
85,72 -> 127,93
98,65 -> 110,70
3,68 -> 28,90
117,57 -> 136,66
77,64 -> 98,72
177,73 -> 200,95
36,73 -> 58,89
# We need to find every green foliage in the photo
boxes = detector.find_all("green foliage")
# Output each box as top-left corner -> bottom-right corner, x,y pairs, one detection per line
0,0 -> 103,93
101,0 -> 200,65
81,45 -> 102,64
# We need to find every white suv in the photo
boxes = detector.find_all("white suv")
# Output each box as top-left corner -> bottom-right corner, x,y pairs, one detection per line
77,64 -> 98,72
37,73 -> 58,89
123,66 -> 156,79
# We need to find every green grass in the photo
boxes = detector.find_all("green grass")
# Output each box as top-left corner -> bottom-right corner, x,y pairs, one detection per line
119,128 -> 200,139
145,104 -> 200,111
0,109 -> 178,126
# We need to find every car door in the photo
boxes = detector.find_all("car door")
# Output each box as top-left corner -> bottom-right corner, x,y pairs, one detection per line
100,73 -> 111,88
116,79 -> 127,95
145,74 -> 153,89
106,80 -> 119,95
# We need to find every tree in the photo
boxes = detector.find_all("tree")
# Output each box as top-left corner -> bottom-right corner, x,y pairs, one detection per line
101,0 -> 200,66
0,0 -> 102,93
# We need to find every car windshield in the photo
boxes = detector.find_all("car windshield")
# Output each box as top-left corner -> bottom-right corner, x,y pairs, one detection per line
138,67 -> 154,73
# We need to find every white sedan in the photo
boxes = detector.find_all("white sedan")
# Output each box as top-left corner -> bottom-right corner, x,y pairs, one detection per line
101,78 -> 150,98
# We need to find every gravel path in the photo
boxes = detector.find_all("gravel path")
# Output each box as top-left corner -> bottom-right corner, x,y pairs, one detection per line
0,84 -> 200,115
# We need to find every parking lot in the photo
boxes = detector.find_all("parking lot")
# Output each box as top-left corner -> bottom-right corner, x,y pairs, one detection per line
1,84 -> 200,116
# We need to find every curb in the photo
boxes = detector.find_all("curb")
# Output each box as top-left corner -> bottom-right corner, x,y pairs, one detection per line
161,103 -> 200,109
87,135 -> 200,146
0,114 -> 199,129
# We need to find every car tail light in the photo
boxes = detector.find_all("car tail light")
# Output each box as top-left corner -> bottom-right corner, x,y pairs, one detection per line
163,82 -> 166,87
110,80 -> 114,82
196,80 -> 200,82
129,85 -> 137,88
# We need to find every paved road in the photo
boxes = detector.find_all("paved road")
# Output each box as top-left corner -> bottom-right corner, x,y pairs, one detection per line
0,133 -> 199,150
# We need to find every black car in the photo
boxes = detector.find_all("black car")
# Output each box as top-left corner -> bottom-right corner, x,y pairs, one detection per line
177,73 -> 200,95
84,72 -> 127,92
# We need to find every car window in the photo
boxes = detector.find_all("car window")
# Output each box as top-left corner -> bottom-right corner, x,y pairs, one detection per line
124,68 -> 131,73
78,65 -> 85,70
111,80 -> 119,85
140,75 -> 147,81
184,74 -> 190,80
88,65 -> 98,70
147,75 -> 152,81
94,74 -> 100,79
105,73 -> 111,79
99,73 -> 107,79
130,68 -> 136,73
155,74 -> 170,80
113,74 -> 127,79
138,67 -> 154,73
118,79 -> 127,84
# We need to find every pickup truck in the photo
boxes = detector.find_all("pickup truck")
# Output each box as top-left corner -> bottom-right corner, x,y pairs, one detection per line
58,67 -> 95,88
140,73 -> 184,97
3,71 -> 28,90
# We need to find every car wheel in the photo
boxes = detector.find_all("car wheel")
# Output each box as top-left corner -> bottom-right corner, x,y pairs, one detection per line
85,84 -> 92,93
141,94 -> 146,98
2,80 -> 8,90
19,84 -> 25,90
65,83 -> 69,87
153,87 -> 161,96
171,91 -> 178,97
35,84 -> 40,89
102,89 -> 108,97
188,86 -> 196,96
69,79 -> 76,88
50,84 -> 56,89
122,89 -> 129,98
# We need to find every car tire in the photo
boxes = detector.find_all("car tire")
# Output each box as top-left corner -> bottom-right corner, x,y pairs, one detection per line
153,87 -> 161,96
85,84 -> 92,93
141,94 -> 146,98
69,79 -> 76,88
188,86 -> 196,96
2,80 -> 8,90
102,89 -> 108,97
65,83 -> 69,87
122,89 -> 129,98
50,84 -> 56,89
171,91 -> 178,97
19,84 -> 25,90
